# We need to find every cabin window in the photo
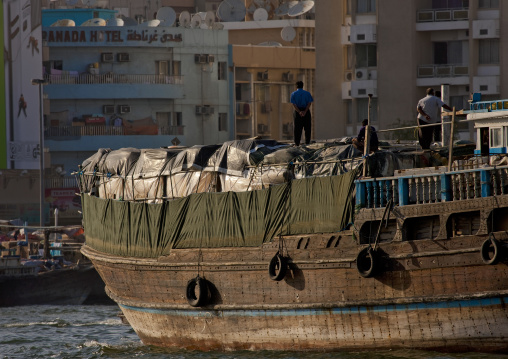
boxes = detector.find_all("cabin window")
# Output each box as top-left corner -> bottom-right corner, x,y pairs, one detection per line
490,127 -> 502,148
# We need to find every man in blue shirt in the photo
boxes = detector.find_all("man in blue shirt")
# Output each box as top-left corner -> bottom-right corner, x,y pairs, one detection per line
290,81 -> 313,146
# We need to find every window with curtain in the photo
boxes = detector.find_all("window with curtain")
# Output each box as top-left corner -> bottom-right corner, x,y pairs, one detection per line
432,0 -> 468,9
479,39 -> 499,64
357,0 -> 375,13
357,98 -> 378,125
433,41 -> 463,64
479,0 -> 499,8
355,44 -> 377,68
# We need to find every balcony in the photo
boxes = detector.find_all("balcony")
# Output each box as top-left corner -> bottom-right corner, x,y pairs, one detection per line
44,73 -> 185,100
416,64 -> 469,87
45,125 -> 185,138
416,8 -> 469,31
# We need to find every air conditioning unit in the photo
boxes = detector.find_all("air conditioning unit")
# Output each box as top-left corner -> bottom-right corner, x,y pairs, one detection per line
207,55 -> 215,63
194,54 -> 208,64
345,71 -> 353,81
117,53 -> 130,62
257,72 -> 269,81
119,105 -> 130,114
355,68 -> 368,80
202,106 -> 214,115
101,52 -> 114,62
282,72 -> 294,82
103,105 -> 115,114
195,105 -> 203,115
257,124 -> 268,133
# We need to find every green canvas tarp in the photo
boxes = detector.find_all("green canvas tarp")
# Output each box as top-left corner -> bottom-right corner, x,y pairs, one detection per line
82,170 -> 358,258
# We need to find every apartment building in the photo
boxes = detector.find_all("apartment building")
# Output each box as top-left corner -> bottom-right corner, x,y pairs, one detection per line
315,0 -> 507,142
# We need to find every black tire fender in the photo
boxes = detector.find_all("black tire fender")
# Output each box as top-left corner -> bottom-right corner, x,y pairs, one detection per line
481,236 -> 500,265
356,246 -> 377,278
186,276 -> 209,307
268,253 -> 288,281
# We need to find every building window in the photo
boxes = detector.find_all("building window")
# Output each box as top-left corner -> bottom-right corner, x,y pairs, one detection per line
356,0 -> 375,13
219,113 -> 228,131
156,61 -> 169,75
432,0 -> 468,9
355,44 -> 377,68
345,45 -> 353,70
357,98 -> 378,125
345,100 -> 352,124
479,39 -> 499,64
433,41 -> 463,65
346,0 -> 352,15
479,0 -> 498,8
218,62 -> 227,80
173,112 -> 183,127
172,61 -> 181,75
281,84 -> 292,103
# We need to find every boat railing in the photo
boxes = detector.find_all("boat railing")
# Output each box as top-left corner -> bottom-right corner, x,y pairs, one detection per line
356,165 -> 508,209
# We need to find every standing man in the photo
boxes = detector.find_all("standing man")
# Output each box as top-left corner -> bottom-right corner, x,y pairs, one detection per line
290,81 -> 313,146
416,88 -> 452,150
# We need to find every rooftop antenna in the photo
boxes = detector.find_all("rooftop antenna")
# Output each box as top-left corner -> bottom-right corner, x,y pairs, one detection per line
288,0 -> 314,17
216,0 -> 246,22
281,25 -> 296,41
179,11 -> 191,27
274,1 -> 298,16
140,19 -> 161,27
156,7 -> 176,26
81,0 -> 96,7
253,8 -> 268,21
204,11 -> 216,28
106,17 -> 124,26
190,14 -> 202,28
81,18 -> 106,26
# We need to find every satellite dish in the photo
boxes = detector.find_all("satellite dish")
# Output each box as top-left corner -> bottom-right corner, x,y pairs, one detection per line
140,19 -> 161,27
106,18 -> 124,26
50,19 -> 76,27
288,0 -> 314,16
122,16 -> 138,26
156,7 -> 176,26
258,41 -> 282,46
65,0 -> 79,6
179,11 -> 191,27
81,18 -> 106,26
212,22 -> 225,30
281,26 -> 296,41
274,1 -> 298,16
81,0 -> 96,6
253,8 -> 268,21
217,0 -> 246,22
190,14 -> 201,28
204,11 -> 215,28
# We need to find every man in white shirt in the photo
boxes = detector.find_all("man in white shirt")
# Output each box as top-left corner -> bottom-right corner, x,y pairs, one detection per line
416,88 -> 453,150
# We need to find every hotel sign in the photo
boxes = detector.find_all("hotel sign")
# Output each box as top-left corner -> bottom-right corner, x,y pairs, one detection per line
42,29 -> 183,46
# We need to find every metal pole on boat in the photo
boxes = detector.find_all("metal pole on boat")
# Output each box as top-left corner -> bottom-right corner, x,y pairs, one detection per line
32,79 -> 48,227
363,94 -> 373,177
441,84 -> 450,147
447,107 -> 456,172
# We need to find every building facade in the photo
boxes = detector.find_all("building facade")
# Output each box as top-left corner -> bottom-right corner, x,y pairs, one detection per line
315,0 -> 507,142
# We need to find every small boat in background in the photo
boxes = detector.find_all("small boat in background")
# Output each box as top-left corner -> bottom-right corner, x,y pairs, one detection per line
0,223 -> 112,306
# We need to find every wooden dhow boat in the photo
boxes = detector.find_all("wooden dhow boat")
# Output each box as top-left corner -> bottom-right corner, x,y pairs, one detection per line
79,98 -> 508,353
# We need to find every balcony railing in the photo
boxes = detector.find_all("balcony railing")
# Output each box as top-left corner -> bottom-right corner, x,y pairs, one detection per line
46,176 -> 79,189
417,8 -> 469,22
44,73 -> 183,85
45,125 -> 185,137
417,64 -> 468,78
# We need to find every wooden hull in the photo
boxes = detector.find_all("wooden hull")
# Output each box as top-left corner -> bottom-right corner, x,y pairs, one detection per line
82,230 -> 508,352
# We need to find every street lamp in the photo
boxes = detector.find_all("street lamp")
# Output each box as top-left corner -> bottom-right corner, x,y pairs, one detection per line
31,78 -> 48,227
